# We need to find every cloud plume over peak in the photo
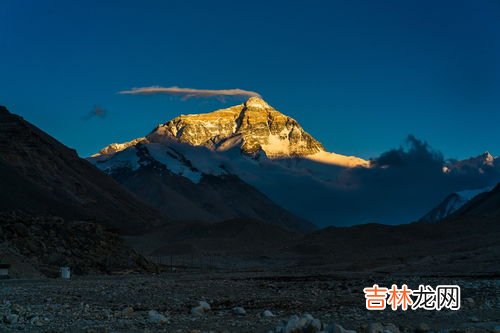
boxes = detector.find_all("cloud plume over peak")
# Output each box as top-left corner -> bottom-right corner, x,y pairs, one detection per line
118,86 -> 261,100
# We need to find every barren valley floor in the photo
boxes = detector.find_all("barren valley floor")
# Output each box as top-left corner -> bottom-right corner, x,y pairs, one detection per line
0,269 -> 498,333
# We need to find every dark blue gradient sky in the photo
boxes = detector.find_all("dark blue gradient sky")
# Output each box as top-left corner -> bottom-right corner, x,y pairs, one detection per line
1,0 -> 499,159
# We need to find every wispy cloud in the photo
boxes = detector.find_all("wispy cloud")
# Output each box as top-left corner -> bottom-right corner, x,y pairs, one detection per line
83,105 -> 107,120
118,86 -> 261,100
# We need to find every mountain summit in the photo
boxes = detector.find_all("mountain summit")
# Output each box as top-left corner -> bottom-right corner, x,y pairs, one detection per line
96,97 -> 368,167
148,96 -> 324,158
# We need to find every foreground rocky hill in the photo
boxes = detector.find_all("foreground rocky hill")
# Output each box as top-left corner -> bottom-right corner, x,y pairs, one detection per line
0,213 -> 156,278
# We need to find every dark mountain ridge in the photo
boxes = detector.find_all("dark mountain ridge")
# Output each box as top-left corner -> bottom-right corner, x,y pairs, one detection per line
0,106 -> 166,234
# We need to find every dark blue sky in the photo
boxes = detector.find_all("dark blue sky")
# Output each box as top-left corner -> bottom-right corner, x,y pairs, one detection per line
1,0 -> 499,159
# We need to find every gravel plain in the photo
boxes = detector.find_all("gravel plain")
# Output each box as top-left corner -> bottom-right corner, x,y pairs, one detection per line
0,269 -> 499,333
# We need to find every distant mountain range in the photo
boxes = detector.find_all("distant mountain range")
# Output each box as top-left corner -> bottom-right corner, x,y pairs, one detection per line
89,97 -> 500,227
420,152 -> 499,223
443,151 -> 497,174
2,98 -> 498,230
1,102 -> 499,275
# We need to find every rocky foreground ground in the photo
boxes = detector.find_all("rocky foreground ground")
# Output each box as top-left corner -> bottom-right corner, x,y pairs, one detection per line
0,270 -> 498,333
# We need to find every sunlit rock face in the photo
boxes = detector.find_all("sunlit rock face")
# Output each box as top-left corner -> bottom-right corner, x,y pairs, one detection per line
94,97 -> 369,169
147,97 -> 325,158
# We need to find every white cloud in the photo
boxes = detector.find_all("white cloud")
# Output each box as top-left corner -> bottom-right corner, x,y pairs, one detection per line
118,86 -> 261,100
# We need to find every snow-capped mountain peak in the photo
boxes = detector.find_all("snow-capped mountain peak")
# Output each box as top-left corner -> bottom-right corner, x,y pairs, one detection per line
92,137 -> 145,157
443,151 -> 498,175
244,96 -> 271,109
94,97 -> 368,167
482,151 -> 494,164
147,97 -> 326,158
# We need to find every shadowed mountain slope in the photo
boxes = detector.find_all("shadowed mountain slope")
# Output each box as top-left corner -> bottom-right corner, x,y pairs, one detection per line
0,106 -> 166,234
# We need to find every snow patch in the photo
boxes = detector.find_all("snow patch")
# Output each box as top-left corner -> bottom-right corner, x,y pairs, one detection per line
261,134 -> 291,157
305,151 -> 370,168
145,143 -> 203,183
91,147 -> 141,172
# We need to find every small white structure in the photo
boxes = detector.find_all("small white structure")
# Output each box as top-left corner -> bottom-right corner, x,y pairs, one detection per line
60,266 -> 71,279
0,264 -> 10,279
